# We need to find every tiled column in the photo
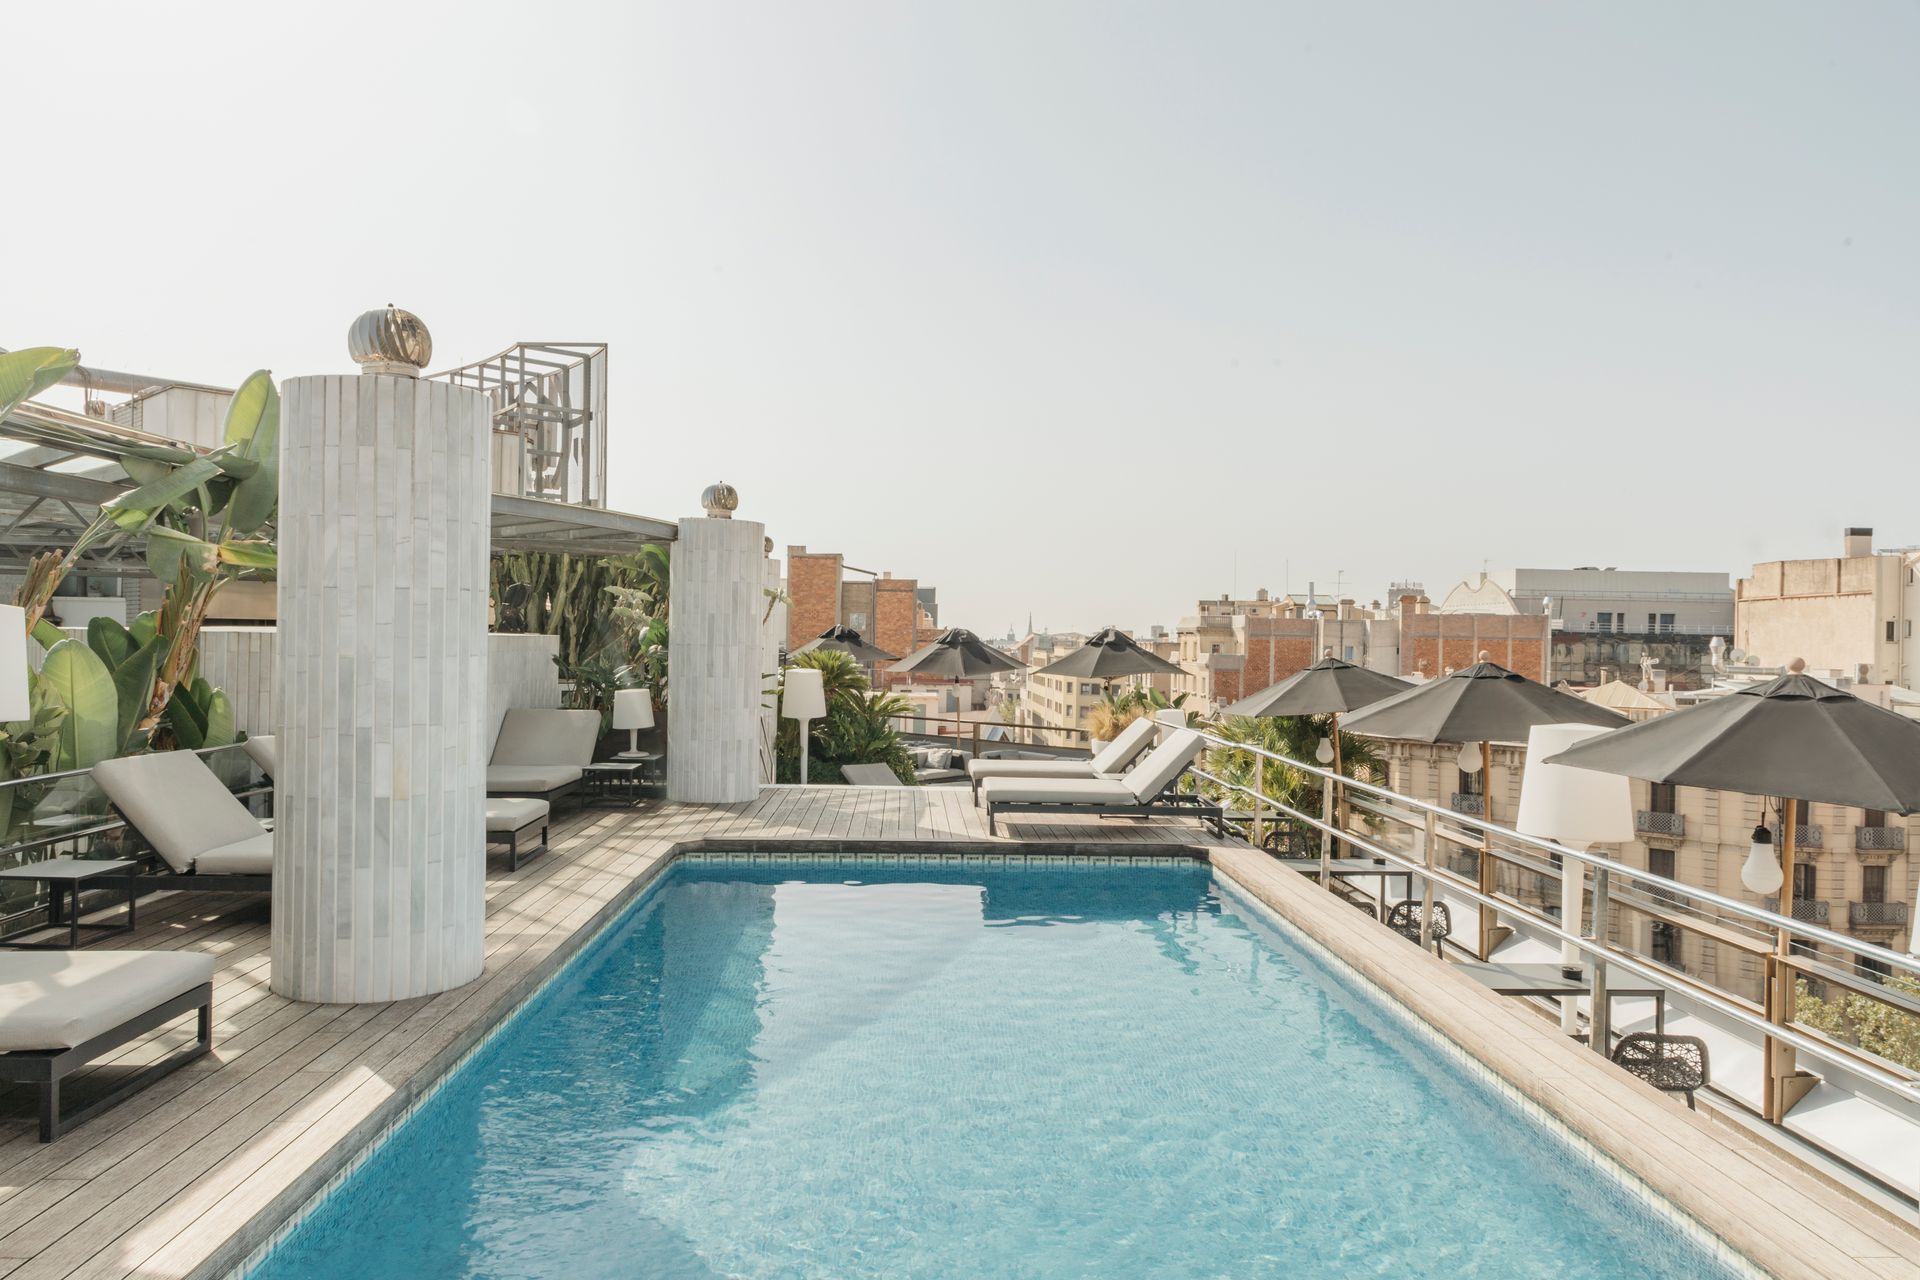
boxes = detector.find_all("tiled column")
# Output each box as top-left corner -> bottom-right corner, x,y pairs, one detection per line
668,512 -> 768,803
271,372 -> 491,1002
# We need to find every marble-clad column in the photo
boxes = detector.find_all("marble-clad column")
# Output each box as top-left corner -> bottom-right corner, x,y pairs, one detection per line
669,485 -> 768,803
271,308 -> 490,1002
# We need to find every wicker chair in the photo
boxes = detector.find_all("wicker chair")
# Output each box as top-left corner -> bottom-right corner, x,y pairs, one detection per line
1384,900 -> 1450,956
1610,1033 -> 1710,1109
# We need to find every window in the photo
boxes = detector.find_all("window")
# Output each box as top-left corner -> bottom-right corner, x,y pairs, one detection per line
1659,613 -> 1675,633
1597,612 -> 1612,632
1649,848 -> 1676,880
1649,782 -> 1676,814
1864,808 -> 1887,828
1859,956 -> 1891,983
1862,865 -> 1887,904
1651,921 -> 1680,967
1888,621 -> 1898,643
1457,767 -> 1484,797
1793,863 -> 1817,903
1647,613 -> 1658,632
1343,646 -> 1355,662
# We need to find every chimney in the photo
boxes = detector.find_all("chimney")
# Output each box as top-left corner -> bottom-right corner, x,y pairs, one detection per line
1255,587 -> 1269,602
1398,593 -> 1418,626
1339,597 -> 1355,620
1843,527 -> 1873,559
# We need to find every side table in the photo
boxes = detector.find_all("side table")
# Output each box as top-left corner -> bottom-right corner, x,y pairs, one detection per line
0,858 -> 139,949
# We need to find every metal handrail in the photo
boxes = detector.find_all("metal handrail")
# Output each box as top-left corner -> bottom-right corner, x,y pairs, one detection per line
1182,747 -> 1920,1104
1189,726 -> 1920,976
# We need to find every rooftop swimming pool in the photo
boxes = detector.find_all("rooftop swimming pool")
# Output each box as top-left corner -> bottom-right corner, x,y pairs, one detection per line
250,857 -> 1746,1279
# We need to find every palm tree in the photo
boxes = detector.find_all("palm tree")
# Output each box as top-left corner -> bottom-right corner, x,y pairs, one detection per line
1199,714 -> 1381,849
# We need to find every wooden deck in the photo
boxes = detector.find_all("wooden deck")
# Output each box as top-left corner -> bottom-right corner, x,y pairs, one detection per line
0,787 -> 1229,1280
0,785 -> 1910,1280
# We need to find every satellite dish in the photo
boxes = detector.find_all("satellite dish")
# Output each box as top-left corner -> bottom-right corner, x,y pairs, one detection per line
1729,648 -> 1746,663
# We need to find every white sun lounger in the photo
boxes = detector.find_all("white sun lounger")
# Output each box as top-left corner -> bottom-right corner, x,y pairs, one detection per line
965,717 -> 1160,803
0,949 -> 214,1140
242,734 -> 277,780
93,751 -> 273,892
979,729 -> 1221,835
840,763 -> 906,786
486,709 -> 602,805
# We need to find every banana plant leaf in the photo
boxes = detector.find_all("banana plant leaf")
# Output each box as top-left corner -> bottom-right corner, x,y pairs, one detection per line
217,540 -> 276,572
0,347 -> 79,417
166,676 -> 235,749
38,639 -> 119,771
100,456 -> 223,535
146,525 -> 219,583
222,370 -> 279,534
85,617 -> 167,753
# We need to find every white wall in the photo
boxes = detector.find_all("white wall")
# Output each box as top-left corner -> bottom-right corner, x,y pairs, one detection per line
191,626 -> 560,744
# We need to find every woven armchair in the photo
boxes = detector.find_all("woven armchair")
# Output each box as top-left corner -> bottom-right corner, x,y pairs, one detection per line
1385,900 -> 1450,956
1610,1033 -> 1710,1109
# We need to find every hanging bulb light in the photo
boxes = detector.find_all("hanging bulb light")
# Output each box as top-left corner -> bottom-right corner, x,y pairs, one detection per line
1741,822 -> 1783,895
1315,735 -> 1335,765
1456,742 -> 1484,773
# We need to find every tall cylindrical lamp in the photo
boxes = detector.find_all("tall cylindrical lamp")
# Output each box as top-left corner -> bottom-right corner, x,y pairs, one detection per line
1516,722 -> 1632,1032
0,605 -> 30,722
614,688 -> 655,758
782,668 -> 827,785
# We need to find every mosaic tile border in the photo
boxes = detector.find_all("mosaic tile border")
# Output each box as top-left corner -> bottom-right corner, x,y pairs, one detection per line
1208,870 -> 1769,1280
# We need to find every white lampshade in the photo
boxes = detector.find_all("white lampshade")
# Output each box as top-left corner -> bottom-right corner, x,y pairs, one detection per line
1456,741 -> 1484,773
1314,735 -> 1335,765
0,605 -> 28,723
1514,723 -> 1633,849
1741,823 -> 1784,895
613,688 -> 654,732
782,668 -> 827,722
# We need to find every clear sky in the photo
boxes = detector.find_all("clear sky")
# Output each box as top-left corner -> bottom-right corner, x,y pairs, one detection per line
11,2 -> 1917,636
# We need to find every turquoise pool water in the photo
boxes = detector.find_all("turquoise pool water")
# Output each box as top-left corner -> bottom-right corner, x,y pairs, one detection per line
251,859 -> 1741,1279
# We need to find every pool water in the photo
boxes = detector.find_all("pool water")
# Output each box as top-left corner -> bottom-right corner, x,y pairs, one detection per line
252,860 -> 1741,1279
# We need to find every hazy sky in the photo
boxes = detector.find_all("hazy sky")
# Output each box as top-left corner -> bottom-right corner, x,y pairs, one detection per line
12,3 -> 1917,635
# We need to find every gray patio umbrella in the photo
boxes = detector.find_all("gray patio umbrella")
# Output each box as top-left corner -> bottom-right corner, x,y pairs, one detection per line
1034,627 -> 1183,691
1219,652 -> 1414,855
1341,656 -> 1629,958
888,628 -> 1025,680
791,624 -> 897,665
1544,661 -> 1920,1120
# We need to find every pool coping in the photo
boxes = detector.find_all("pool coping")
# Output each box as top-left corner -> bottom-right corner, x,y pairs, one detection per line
223,840 -> 1919,1280
1207,848 -> 1920,1280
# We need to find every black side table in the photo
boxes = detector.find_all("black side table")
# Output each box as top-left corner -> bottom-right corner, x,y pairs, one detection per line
0,858 -> 139,949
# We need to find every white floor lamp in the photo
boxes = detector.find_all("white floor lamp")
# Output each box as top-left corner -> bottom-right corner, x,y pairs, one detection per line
782,668 -> 826,785
1516,722 -> 1632,1036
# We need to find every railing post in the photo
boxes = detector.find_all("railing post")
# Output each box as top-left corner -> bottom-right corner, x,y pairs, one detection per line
1588,867 -> 1610,1054
1317,776 -> 1334,888
1477,739 -> 1497,960
1419,809 -> 1438,950
971,720 -> 981,766
1248,762 -> 1264,852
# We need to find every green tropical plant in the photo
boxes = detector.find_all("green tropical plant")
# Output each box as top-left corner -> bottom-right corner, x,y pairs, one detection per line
0,347 -> 80,419
1796,975 -> 1920,1071
774,650 -> 917,784
1089,686 -> 1193,740
1197,714 -> 1381,819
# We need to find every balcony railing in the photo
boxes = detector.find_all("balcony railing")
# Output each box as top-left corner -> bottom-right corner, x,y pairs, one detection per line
1449,792 -> 1483,816
1770,824 -> 1824,850
1764,898 -> 1830,925
1855,826 -> 1906,852
1849,901 -> 1910,929
1634,810 -> 1685,838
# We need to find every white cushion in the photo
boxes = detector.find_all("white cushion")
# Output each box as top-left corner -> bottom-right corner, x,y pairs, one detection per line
197,833 -> 274,875
486,764 -> 584,793
1088,718 -> 1159,773
968,759 -> 1102,782
1125,729 -> 1204,803
0,950 -> 213,1051
486,798 -> 549,832
243,735 -> 278,778
489,709 -> 600,768
979,777 -> 1137,805
93,752 -> 268,874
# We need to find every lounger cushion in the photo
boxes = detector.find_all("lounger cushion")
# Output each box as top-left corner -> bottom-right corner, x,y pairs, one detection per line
489,709 -> 600,768
978,777 -> 1137,805
243,735 -> 278,778
93,752 -> 267,874
0,951 -> 214,1051
1087,718 -> 1159,773
195,833 -> 274,876
486,798 -> 549,833
1125,729 -> 1203,803
968,759 -> 1105,782
486,765 -> 584,793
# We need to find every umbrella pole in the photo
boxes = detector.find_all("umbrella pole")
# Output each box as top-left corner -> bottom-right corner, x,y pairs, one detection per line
1330,714 -> 1345,858
1765,797 -> 1813,1122
1477,738 -> 1497,960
